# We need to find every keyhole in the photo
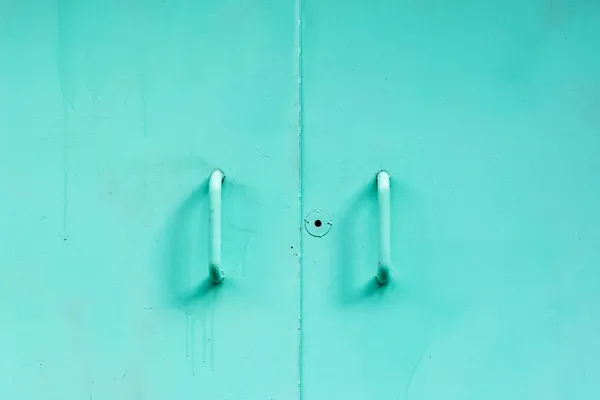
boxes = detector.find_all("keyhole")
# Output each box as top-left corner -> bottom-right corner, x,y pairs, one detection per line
304,210 -> 332,237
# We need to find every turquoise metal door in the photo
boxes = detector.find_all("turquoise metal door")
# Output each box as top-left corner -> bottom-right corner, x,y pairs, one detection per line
0,1 -> 300,398
3,1 -> 600,399
300,1 -> 600,399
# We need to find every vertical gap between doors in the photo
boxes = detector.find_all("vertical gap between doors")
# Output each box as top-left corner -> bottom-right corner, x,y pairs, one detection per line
295,0 -> 304,398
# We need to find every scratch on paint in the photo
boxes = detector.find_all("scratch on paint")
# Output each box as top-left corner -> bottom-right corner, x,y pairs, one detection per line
256,147 -> 270,158
403,349 -> 427,400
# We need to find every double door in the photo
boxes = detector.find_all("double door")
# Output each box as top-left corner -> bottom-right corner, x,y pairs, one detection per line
1,0 -> 599,399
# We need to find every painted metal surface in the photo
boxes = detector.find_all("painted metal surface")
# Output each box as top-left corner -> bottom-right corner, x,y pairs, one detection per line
300,0 -> 600,399
0,1 -> 300,398
2,0 -> 600,399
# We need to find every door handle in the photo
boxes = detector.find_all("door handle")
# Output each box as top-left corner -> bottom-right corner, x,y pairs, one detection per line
376,171 -> 391,285
209,169 -> 225,283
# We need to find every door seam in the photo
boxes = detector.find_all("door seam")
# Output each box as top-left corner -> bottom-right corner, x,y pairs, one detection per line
295,0 -> 304,398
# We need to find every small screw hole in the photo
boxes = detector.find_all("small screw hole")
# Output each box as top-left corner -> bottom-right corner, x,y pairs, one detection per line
314,219 -> 322,227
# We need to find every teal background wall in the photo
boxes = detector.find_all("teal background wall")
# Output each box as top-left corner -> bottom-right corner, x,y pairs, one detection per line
2,0 -> 600,399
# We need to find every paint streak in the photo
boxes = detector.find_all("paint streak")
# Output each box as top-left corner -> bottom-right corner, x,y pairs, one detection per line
56,0 -> 76,107
62,104 -> 69,241
185,312 -> 192,358
201,322 -> 207,366
56,0 -> 74,241
139,95 -> 148,137
241,236 -> 251,277
209,311 -> 215,371
190,317 -> 196,376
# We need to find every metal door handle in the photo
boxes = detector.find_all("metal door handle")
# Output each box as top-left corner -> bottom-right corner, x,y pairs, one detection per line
376,171 -> 391,284
209,169 -> 225,283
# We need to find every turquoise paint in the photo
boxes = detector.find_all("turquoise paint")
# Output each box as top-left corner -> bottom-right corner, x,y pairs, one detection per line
300,0 -> 600,399
1,0 -> 300,398
2,0 -> 600,399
